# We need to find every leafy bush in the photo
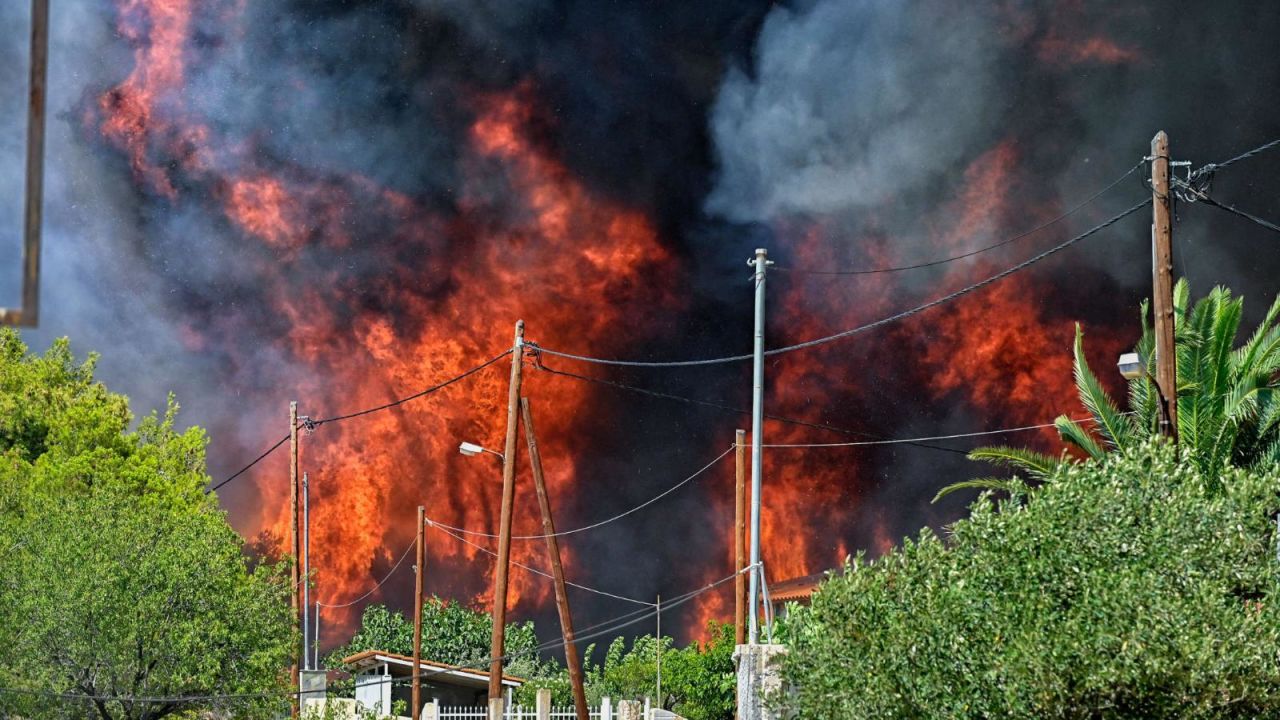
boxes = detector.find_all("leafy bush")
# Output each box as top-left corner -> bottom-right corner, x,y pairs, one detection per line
782,441 -> 1280,719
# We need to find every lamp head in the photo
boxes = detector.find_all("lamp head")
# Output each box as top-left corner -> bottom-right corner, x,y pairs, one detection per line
459,441 -> 484,457
1117,352 -> 1145,380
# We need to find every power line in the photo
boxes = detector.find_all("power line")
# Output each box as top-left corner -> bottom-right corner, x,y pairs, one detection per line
316,536 -> 417,609
535,362 -> 969,455
1198,195 -> 1280,235
0,565 -> 754,706
773,162 -> 1143,275
206,349 -> 511,493
430,524 -> 653,607
761,416 -> 1093,448
1190,136 -> 1280,181
427,444 -> 736,542
534,200 -> 1149,368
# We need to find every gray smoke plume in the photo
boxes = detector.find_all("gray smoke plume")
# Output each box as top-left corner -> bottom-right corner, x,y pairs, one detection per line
706,0 -> 1000,223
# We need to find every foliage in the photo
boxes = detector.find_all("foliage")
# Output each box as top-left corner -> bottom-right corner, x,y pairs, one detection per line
940,281 -> 1280,500
782,441 -> 1280,719
517,622 -> 737,720
0,329 -> 294,720
325,601 -> 541,678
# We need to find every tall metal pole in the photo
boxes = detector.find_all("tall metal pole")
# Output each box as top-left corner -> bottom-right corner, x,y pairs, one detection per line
1151,132 -> 1178,441
413,505 -> 426,720
302,472 -> 310,671
747,249 -> 768,644
522,398 -> 589,720
489,321 -> 525,710
314,602 -> 321,670
734,429 -> 746,648
289,401 -> 300,715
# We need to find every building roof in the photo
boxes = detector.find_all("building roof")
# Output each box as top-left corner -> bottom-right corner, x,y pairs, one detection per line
341,650 -> 525,688
768,570 -> 833,603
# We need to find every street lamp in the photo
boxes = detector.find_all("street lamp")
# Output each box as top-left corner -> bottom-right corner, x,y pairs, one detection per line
1117,352 -> 1145,380
459,441 -> 504,460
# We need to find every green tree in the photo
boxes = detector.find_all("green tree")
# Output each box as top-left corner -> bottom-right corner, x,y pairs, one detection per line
325,601 -> 541,677
517,622 -> 736,720
0,330 -> 294,720
940,281 -> 1280,500
783,441 -> 1280,718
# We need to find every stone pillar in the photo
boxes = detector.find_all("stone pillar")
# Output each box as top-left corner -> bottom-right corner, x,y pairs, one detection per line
423,700 -> 439,720
536,688 -> 552,720
616,700 -> 642,720
733,644 -> 788,720
489,696 -> 505,720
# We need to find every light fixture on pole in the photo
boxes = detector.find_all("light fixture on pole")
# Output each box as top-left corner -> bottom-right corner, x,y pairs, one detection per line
459,441 -> 504,460
1117,352 -> 1145,380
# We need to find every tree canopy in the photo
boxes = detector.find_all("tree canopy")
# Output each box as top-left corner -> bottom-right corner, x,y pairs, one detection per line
942,281 -> 1280,500
0,329 -> 293,720
782,441 -> 1280,718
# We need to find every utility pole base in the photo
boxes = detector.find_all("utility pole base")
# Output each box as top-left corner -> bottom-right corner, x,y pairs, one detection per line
488,697 -> 505,720
734,644 -> 788,720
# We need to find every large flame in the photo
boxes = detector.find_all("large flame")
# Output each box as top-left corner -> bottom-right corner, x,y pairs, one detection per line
93,0 -> 680,634
92,0 -> 1138,644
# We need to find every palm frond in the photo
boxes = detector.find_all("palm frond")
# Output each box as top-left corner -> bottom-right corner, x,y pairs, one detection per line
1071,324 -> 1135,451
967,446 -> 1063,480
1206,292 -> 1244,402
1232,291 -> 1280,372
1055,415 -> 1107,461
932,477 -> 1029,503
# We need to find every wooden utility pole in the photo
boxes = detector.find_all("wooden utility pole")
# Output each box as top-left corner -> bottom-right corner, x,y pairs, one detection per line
1151,132 -> 1178,440
734,429 -> 747,647
413,506 -> 426,720
0,0 -> 47,327
521,398 -> 589,720
489,321 -> 525,710
289,400 -> 300,716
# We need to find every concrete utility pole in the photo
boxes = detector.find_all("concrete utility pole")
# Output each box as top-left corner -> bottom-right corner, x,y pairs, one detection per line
413,505 -> 426,720
1151,132 -> 1178,441
289,400 -> 300,716
489,321 -> 525,715
747,249 -> 769,644
734,429 -> 747,648
0,0 -> 47,327
521,398 -> 589,720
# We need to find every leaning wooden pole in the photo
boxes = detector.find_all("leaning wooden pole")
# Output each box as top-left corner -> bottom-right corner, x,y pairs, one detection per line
2,0 -> 47,327
413,506 -> 426,720
522,398 -> 589,720
1150,131 -> 1178,441
489,321 -> 525,712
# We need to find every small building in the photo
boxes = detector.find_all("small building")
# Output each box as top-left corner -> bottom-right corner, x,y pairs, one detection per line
343,650 -> 524,714
768,571 -> 831,618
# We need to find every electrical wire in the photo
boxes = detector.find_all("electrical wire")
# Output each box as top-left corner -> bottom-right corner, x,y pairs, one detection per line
316,536 -> 417,609
427,444 -> 735,542
1190,136 -> 1280,181
1198,195 -> 1280,235
535,362 -> 970,456
761,416 -> 1092,448
206,349 -> 511,493
534,200 -> 1149,368
429,524 -> 654,607
773,162 -> 1143,275
0,565 -> 754,705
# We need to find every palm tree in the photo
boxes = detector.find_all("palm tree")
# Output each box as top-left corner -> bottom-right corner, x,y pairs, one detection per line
936,280 -> 1280,501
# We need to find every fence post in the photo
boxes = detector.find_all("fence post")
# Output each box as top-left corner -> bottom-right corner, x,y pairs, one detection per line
600,696 -> 612,720
535,689 -> 551,720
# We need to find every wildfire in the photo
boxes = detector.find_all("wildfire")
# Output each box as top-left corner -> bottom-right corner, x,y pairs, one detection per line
93,0 -> 679,635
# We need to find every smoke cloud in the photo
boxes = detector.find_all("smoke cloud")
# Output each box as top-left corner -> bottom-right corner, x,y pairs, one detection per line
707,1 -> 1000,222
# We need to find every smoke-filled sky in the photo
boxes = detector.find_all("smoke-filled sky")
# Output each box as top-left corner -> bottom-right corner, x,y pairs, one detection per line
4,0 -> 1280,651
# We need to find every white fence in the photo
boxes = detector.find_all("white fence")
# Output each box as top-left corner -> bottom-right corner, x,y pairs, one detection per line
433,695 -> 661,720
